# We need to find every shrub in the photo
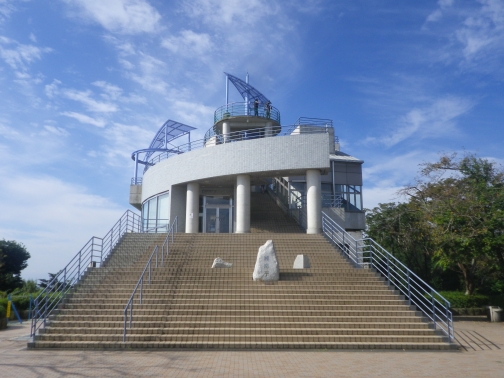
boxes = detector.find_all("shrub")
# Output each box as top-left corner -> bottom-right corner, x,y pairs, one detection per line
436,292 -> 490,309
0,304 -> 5,319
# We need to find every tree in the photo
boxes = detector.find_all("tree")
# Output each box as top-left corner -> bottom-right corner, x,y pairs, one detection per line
0,240 -> 31,291
400,153 -> 504,295
366,202 -> 436,282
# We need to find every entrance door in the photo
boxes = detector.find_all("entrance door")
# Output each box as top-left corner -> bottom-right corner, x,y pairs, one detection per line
203,197 -> 232,233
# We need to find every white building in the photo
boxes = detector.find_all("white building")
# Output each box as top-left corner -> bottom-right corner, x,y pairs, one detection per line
129,73 -> 365,236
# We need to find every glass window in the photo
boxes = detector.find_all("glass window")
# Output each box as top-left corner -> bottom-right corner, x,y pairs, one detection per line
142,192 -> 170,232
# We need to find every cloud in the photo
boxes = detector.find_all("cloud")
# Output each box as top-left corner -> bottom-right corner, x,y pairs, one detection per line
127,53 -> 168,94
63,0 -> 161,35
0,170 -> 125,280
60,111 -> 107,127
425,0 -> 504,71
161,30 -> 213,56
0,36 -> 52,70
183,0 -> 278,26
0,0 -> 18,23
43,125 -> 70,136
366,96 -> 473,147
63,88 -> 118,113
100,122 -> 154,165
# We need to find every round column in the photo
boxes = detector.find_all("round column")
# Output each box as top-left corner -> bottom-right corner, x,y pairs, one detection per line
223,121 -> 230,143
236,174 -> 251,233
306,169 -> 321,234
185,182 -> 199,233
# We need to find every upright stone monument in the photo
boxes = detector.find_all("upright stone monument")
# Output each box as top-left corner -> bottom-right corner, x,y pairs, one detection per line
253,240 -> 279,282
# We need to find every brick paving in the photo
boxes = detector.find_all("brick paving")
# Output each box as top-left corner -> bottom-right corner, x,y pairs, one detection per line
1,318 -> 503,377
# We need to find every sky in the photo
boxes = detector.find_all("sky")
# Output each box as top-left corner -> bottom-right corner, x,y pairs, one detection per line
0,0 -> 503,281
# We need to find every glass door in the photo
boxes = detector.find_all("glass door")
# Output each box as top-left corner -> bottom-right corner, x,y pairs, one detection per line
203,196 -> 232,233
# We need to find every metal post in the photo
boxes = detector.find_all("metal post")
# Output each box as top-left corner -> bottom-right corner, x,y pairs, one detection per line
140,278 -> 143,304
129,303 -> 133,328
225,74 -> 229,105
407,271 -> 411,305
431,294 -> 437,329
386,254 -> 390,286
78,251 -> 81,281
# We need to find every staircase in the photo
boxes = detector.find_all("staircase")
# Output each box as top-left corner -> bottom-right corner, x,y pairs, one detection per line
29,231 -> 452,349
250,192 -> 303,233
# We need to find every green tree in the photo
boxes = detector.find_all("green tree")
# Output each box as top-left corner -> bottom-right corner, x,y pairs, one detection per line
0,240 -> 31,291
366,202 -> 435,282
400,153 -> 504,295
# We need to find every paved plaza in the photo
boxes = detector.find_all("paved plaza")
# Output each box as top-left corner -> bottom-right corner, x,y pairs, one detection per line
1,318 -> 502,377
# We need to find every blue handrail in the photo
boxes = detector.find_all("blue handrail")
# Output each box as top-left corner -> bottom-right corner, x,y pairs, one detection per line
123,217 -> 178,342
30,210 -> 141,341
321,211 -> 454,341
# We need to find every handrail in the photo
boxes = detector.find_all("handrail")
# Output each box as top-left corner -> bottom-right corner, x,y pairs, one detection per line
30,210 -> 141,341
123,217 -> 178,342
132,124 -> 335,182
213,101 -> 281,124
321,211 -> 454,341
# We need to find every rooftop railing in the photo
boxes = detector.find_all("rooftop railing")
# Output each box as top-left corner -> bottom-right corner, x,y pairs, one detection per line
132,124 -> 335,184
213,101 -> 280,124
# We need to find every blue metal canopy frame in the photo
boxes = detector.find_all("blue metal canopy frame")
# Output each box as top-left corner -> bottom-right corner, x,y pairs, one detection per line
131,120 -> 196,184
225,72 -> 270,105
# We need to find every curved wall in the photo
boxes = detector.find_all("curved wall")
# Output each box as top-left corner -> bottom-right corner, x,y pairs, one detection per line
141,133 -> 331,202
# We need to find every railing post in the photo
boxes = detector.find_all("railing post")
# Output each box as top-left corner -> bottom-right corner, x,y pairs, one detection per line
407,271 -> 411,305
431,293 -> 437,330
78,250 -> 81,281
148,262 -> 151,284
140,278 -> 143,304
386,254 -> 390,286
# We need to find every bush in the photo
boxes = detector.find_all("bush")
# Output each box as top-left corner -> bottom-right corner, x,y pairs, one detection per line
0,295 -> 33,311
436,292 -> 490,309
0,304 -> 5,318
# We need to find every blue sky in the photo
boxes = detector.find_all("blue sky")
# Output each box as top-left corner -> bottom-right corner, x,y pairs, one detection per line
0,0 -> 503,280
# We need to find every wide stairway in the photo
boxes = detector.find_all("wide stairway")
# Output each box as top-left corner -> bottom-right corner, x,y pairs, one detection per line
30,231 -> 452,349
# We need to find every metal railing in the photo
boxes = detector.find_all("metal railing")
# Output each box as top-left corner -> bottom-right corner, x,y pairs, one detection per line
30,210 -> 141,341
321,211 -> 454,341
132,124 -> 335,182
123,217 -> 178,342
214,101 -> 281,124
322,193 -> 343,208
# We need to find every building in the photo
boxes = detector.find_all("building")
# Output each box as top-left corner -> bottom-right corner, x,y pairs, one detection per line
129,73 -> 365,237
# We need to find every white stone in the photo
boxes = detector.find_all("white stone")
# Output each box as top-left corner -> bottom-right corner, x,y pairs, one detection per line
212,257 -> 233,268
293,254 -> 311,269
253,240 -> 279,281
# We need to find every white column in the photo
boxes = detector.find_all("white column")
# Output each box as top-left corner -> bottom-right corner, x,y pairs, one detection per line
185,182 -> 199,233
223,121 -> 230,143
235,174 -> 251,233
265,121 -> 273,138
306,169 -> 321,234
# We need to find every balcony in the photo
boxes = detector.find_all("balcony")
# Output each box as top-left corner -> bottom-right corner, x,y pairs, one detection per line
214,102 -> 281,124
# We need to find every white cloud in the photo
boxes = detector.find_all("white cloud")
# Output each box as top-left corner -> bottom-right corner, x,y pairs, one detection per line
0,0 -> 18,23
127,53 -> 168,94
100,122 -> 154,165
60,111 -> 107,127
43,125 -> 70,137
363,186 -> 405,210
367,97 -> 473,147
0,170 -> 125,280
0,36 -> 52,70
161,30 -> 213,56
45,79 -> 61,98
63,0 -> 161,35
63,88 -> 118,113
183,0 -> 277,26
426,0 -> 504,70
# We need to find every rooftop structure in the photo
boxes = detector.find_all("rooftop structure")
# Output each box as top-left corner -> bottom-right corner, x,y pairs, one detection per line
130,73 -> 365,235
